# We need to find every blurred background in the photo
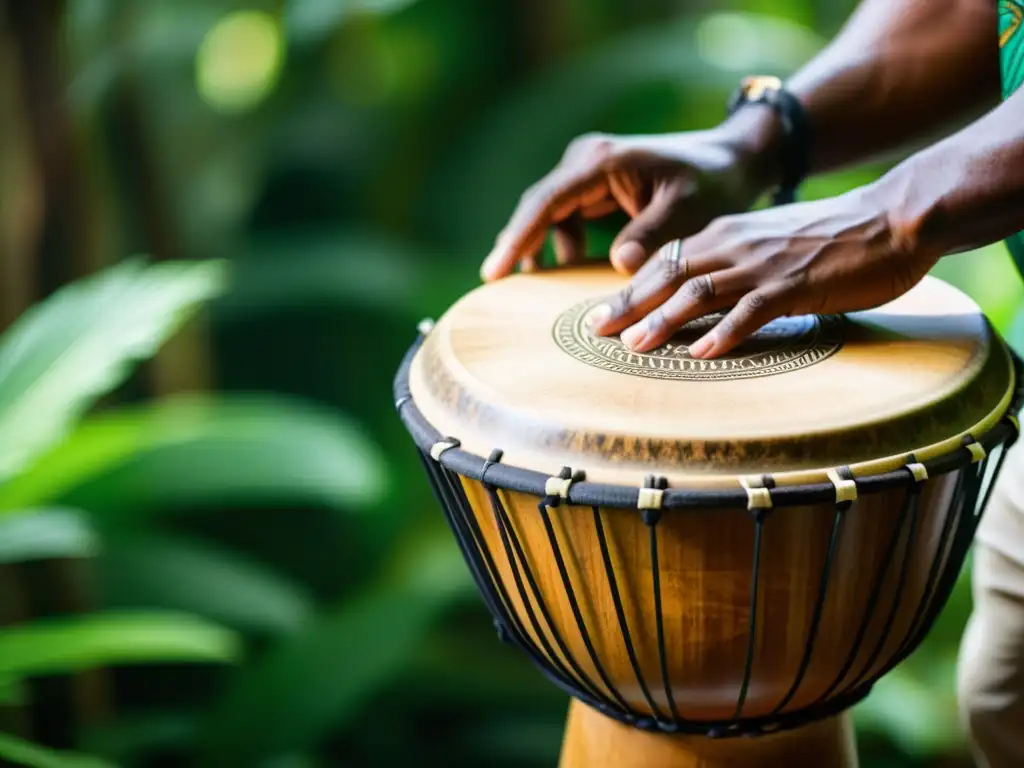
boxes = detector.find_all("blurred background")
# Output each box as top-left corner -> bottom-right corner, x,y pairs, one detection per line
0,1 -> 1021,767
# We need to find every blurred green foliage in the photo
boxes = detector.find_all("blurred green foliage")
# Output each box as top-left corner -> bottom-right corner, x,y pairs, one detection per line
1,0 -> 1022,766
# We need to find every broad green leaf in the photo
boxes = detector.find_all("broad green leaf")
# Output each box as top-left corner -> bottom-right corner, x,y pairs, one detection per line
0,395 -> 387,516
99,534 -> 313,635
0,258 -> 227,485
0,509 -> 98,565
198,532 -> 464,765
0,612 -> 239,679
0,733 -> 115,768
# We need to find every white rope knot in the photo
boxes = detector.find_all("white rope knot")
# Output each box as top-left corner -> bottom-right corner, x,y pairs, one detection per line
827,468 -> 858,505
740,475 -> 773,511
966,441 -> 986,464
429,439 -> 458,461
906,462 -> 929,483
638,487 -> 664,510
417,318 -> 436,336
545,475 -> 573,501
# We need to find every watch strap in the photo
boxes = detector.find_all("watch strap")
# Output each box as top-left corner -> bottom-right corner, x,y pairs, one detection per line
727,76 -> 811,206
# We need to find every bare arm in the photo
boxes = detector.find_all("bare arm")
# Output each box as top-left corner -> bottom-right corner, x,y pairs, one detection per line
483,0 -> 1001,282
729,0 -> 999,183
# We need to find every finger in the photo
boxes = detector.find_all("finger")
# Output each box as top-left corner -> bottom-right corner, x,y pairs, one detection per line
553,214 -> 587,265
607,170 -> 644,218
520,254 -> 539,273
688,286 -> 790,359
620,268 -> 755,353
481,169 -> 606,282
586,242 -> 686,335
589,241 -> 730,336
608,185 -> 680,275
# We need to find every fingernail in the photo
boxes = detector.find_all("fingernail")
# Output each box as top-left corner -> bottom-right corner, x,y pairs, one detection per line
621,324 -> 647,350
689,337 -> 713,359
587,304 -> 612,331
611,242 -> 645,273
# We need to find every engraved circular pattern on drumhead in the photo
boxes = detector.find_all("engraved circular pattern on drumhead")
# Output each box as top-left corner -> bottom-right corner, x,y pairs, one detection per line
552,298 -> 845,380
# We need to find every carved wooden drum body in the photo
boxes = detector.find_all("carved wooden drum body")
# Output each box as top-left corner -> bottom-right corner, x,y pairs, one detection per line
395,266 -> 1022,768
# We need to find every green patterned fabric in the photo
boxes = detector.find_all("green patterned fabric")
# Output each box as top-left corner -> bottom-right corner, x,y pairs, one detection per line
1000,0 -> 1024,273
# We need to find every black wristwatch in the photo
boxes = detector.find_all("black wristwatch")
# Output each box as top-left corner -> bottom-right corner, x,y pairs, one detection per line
726,75 -> 811,206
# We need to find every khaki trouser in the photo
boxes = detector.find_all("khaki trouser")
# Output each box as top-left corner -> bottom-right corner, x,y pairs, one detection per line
958,439 -> 1024,768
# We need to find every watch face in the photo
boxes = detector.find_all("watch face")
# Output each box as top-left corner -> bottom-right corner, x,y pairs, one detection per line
742,74 -> 783,100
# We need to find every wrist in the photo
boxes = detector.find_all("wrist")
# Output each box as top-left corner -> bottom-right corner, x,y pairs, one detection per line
713,106 -> 787,199
858,167 -> 949,268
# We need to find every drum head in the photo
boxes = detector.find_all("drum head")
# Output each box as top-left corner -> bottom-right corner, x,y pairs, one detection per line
409,265 -> 1014,487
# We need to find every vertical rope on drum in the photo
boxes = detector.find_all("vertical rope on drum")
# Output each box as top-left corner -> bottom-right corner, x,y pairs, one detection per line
441,454 -> 525,628
471,451 -> 538,647
887,443 -> 974,667
976,438 -> 1010,518
419,448 -> 531,654
456,452 -> 624,716
814,465 -> 920,705
417,447 -> 500,615
647,477 -> 680,724
538,486 -> 632,713
733,509 -> 766,719
769,467 -> 855,715
488,471 -> 616,706
846,479 -> 923,692
734,473 -> 775,720
893,443 -> 988,667
591,505 -> 665,722
589,475 -> 668,723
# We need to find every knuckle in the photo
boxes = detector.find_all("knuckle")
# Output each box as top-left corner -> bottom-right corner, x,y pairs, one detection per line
658,255 -> 679,282
517,183 -> 540,206
743,291 -> 771,313
613,283 -> 635,314
645,307 -> 668,335
706,215 -> 736,237
764,249 -> 789,271
566,132 -> 615,162
684,274 -> 716,303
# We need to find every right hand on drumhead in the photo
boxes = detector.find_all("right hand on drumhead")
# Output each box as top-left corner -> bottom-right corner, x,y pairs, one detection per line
479,124 -> 777,282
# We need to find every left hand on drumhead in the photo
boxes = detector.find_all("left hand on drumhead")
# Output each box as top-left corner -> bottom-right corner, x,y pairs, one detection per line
588,186 -> 941,359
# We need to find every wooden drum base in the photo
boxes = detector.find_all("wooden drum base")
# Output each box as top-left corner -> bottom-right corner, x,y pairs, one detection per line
558,701 -> 858,768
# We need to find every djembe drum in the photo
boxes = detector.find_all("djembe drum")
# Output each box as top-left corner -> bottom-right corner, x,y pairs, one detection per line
394,265 -> 1022,767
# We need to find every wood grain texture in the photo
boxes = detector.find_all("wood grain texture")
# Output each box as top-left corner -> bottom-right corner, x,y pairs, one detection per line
410,265 -> 1012,488
463,470 -> 960,721
558,700 -> 857,768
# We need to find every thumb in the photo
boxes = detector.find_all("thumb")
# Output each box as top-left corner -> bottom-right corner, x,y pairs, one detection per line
609,187 -> 678,275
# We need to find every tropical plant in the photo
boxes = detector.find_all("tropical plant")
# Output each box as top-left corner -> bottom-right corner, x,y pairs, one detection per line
0,258 -> 394,766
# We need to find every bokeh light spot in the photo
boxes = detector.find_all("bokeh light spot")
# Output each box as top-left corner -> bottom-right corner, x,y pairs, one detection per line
196,10 -> 285,114
696,13 -> 820,72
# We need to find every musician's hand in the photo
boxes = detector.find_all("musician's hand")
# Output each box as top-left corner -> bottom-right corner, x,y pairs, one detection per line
589,186 -> 940,359
480,119 -> 780,281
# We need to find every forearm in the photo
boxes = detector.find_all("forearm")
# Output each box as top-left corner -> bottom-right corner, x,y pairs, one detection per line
875,87 -> 1024,257
720,0 -> 999,189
